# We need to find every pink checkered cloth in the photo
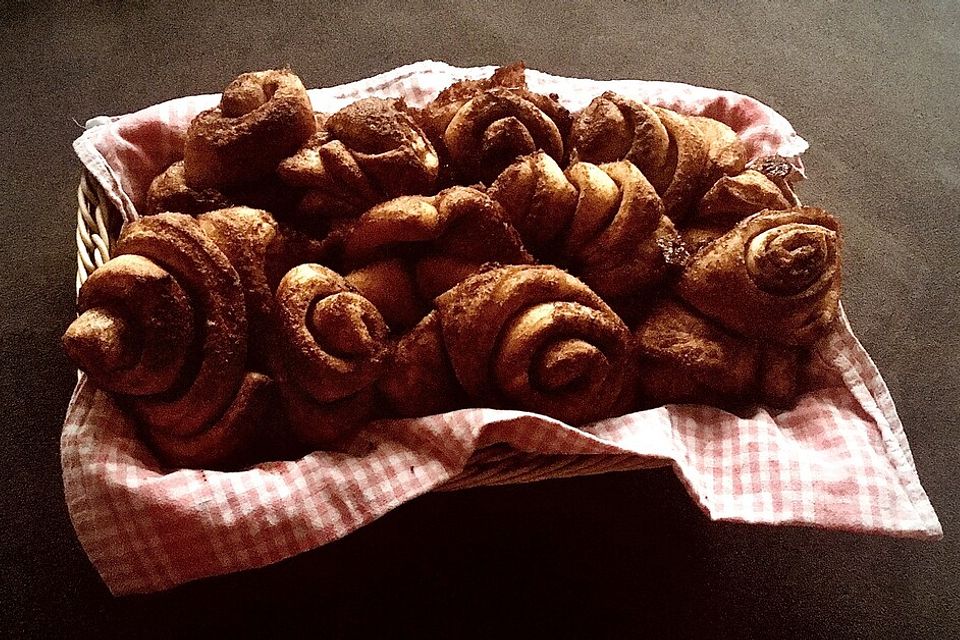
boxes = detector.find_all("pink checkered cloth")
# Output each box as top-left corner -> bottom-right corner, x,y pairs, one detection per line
64,61 -> 941,596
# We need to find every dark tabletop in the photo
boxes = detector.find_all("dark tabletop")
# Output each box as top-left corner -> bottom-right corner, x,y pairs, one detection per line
2,2 -> 957,638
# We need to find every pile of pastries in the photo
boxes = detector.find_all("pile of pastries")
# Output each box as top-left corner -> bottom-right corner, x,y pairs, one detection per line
63,64 -> 843,469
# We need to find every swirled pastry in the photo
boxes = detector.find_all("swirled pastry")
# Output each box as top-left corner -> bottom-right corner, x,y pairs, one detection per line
416,63 -> 571,184
145,161 -> 233,216
682,168 -> 794,254
688,115 -> 748,183
274,264 -> 392,447
569,93 -> 708,222
378,312 -> 467,418
278,97 -> 438,224
339,186 -> 533,331
184,69 -> 316,189
677,207 -> 842,345
489,152 -> 687,300
632,298 -> 805,408
62,213 -> 274,469
383,264 -> 632,425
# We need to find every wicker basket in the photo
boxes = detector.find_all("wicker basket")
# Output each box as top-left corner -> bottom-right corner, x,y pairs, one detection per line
72,153 -> 665,485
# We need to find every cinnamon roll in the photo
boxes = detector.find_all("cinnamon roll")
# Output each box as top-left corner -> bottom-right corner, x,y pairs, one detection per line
339,186 -> 532,332
274,264 -> 391,447
184,69 -> 316,189
569,93 -> 708,222
434,264 -> 632,425
145,161 -> 233,216
417,63 -> 571,185
62,213 -> 274,469
677,207 -> 842,345
488,152 -> 687,301
278,97 -> 438,223
632,298 -> 805,408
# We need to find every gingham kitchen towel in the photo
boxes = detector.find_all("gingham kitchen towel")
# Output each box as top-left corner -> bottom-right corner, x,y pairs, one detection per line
64,61 -> 941,596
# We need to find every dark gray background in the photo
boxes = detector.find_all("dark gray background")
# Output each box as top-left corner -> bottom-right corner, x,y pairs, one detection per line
2,1 -> 957,637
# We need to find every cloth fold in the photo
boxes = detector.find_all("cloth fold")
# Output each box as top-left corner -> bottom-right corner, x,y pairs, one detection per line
63,61 -> 939,597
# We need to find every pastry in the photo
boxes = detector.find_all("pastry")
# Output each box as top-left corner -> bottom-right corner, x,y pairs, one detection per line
569,92 -> 709,222
184,69 -> 316,189
339,186 -> 533,331
273,264 -> 391,447
633,298 -> 805,408
416,62 -> 571,184
144,161 -> 233,216
677,207 -> 842,345
383,264 -> 632,425
62,213 -> 274,468
488,152 -> 687,301
278,97 -> 439,224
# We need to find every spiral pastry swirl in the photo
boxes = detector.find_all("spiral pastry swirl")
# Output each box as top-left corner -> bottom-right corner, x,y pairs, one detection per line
62,213 -> 274,468
184,69 -> 316,189
278,98 -> 439,223
414,62 -> 571,185
443,88 -> 567,184
677,207 -> 842,345
339,187 -> 532,332
433,264 -> 631,425
274,264 -> 391,447
569,93 -> 709,222
489,152 -> 686,300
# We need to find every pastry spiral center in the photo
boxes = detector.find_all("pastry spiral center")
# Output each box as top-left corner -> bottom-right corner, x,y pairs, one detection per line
63,307 -> 138,374
308,292 -> 382,358
221,79 -> 277,118
482,116 -> 537,161
747,224 -> 832,295
535,338 -> 607,392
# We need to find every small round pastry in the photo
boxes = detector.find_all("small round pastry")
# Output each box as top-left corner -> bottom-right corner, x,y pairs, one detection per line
274,264 -> 392,448
184,69 -> 316,189
677,207 -> 842,345
278,97 -> 438,223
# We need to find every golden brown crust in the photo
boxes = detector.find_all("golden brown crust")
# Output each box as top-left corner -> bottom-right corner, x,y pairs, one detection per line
62,212 -> 278,469
278,98 -> 438,222
112,214 -> 249,436
414,62 -> 570,185
488,153 -> 687,300
340,187 -> 532,332
677,207 -> 842,345
275,264 -> 391,402
569,92 -> 670,174
649,107 -> 709,223
632,298 -> 759,407
444,88 -> 566,184
694,169 -> 792,227
184,69 -> 316,189
569,94 -> 709,223
688,115 -> 748,182
273,264 -> 392,447
378,312 -> 467,417
197,207 -> 279,374
64,254 -> 194,396
434,264 -> 631,425
146,372 -> 276,470
145,161 -> 232,216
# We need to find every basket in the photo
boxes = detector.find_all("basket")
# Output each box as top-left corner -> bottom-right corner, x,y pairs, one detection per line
64,63 -> 940,596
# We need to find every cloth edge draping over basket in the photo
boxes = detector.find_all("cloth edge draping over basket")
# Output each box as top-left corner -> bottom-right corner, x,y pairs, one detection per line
64,60 -> 941,596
